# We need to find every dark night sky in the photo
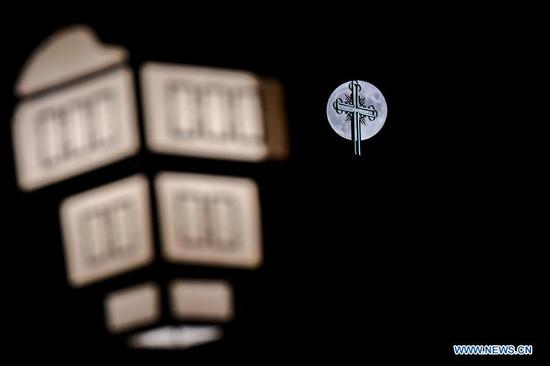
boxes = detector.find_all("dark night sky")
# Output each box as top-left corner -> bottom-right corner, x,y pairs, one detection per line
1,5 -> 547,364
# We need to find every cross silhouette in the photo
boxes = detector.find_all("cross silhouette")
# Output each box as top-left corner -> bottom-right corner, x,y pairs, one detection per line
333,81 -> 378,156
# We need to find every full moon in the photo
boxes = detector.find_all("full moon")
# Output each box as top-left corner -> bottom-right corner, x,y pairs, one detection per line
326,80 -> 388,141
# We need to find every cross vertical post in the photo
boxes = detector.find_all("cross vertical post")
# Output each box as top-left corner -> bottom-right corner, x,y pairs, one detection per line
352,81 -> 361,156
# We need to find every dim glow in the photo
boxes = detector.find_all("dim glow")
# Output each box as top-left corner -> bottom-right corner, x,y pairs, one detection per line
127,325 -> 223,349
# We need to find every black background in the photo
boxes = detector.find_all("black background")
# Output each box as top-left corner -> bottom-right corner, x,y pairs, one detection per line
1,5 -> 547,364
